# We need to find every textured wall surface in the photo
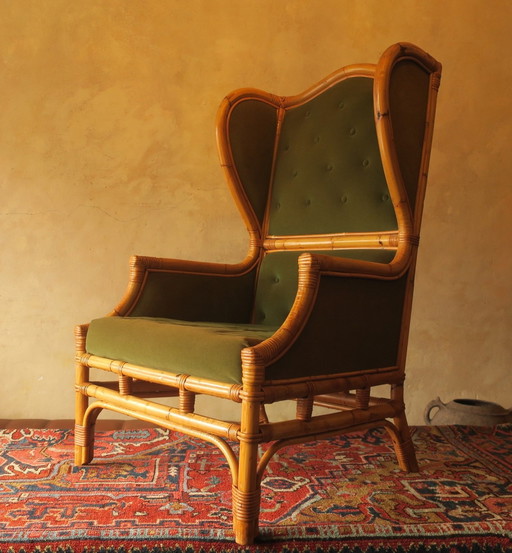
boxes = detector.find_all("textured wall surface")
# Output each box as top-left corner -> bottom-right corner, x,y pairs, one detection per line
1,1 -> 511,424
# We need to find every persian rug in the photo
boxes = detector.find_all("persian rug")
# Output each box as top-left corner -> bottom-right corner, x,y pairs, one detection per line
0,424 -> 510,553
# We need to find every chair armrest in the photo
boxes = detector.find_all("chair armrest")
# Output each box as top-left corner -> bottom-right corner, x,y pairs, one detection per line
311,246 -> 412,278
245,252 -> 410,383
112,254 -> 259,323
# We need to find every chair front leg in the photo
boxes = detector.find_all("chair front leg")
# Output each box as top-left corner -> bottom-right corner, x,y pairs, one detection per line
233,394 -> 262,545
74,324 -> 94,466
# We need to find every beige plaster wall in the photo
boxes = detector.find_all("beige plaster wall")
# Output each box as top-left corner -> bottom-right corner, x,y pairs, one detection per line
1,0 -> 511,425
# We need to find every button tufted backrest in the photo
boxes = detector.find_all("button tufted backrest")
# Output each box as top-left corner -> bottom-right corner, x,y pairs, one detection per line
216,44 -> 442,329
267,77 -> 396,236
253,75 -> 397,326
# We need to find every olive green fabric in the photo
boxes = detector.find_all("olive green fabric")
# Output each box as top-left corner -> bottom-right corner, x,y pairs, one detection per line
90,75 -> 415,385
87,249 -> 398,384
266,271 -> 408,380
86,317 -> 277,384
129,268 -> 257,323
253,249 -> 396,326
268,77 -> 397,236
228,99 -> 278,226
389,60 -> 430,213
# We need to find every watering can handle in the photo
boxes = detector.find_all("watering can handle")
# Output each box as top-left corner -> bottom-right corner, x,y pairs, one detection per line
424,397 -> 444,425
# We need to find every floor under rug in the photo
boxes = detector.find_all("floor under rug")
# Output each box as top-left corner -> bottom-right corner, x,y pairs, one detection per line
0,423 -> 510,553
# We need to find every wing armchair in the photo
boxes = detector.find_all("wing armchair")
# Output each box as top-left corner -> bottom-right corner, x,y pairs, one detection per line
75,42 -> 442,545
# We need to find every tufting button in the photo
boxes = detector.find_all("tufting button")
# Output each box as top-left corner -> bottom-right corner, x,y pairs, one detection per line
362,159 -> 370,167
313,136 -> 320,144
338,101 -> 345,109
304,198 -> 311,206
292,170 -> 298,178
381,193 -> 390,202
326,164 -> 334,172
275,202 -> 281,209
273,276 -> 280,284
349,127 -> 356,136
340,195 -> 348,204
305,110 -> 311,118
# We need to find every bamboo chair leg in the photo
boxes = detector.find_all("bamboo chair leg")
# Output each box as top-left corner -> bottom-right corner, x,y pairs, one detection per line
74,418 -> 95,466
388,412 -> 419,472
74,395 -> 91,466
233,398 -> 261,545
387,384 -> 419,472
74,325 -> 93,466
233,440 -> 260,545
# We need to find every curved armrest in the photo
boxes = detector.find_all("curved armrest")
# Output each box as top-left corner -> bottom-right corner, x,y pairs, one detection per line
111,253 -> 259,323
311,243 -> 412,278
244,251 -> 410,384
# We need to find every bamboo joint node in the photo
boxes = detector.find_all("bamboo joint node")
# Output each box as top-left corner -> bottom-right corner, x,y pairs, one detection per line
229,385 -> 243,403
236,430 -> 263,444
177,374 -> 189,390
74,424 -> 93,447
232,486 -> 261,521
239,389 -> 265,402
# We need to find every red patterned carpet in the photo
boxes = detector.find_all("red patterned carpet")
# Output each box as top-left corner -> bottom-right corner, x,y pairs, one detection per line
0,424 -> 511,552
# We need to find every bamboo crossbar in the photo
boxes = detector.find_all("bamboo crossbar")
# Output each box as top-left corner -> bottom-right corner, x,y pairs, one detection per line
262,369 -> 402,403
82,354 -> 401,406
256,418 -> 398,483
90,380 -> 181,398
259,400 -> 401,442
80,383 -> 240,440
263,231 -> 399,251
82,400 -> 240,485
81,354 -> 241,401
314,391 -> 392,409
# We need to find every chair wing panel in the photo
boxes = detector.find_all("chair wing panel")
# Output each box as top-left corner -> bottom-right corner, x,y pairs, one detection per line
374,42 -> 442,233
387,60 -> 431,213
218,94 -> 279,232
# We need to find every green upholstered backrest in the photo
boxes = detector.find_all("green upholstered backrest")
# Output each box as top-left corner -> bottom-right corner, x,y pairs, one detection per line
268,77 -> 396,236
223,64 -> 434,336
250,76 -> 397,326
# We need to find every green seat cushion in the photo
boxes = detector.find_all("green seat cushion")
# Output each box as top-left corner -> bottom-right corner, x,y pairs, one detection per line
86,317 -> 278,385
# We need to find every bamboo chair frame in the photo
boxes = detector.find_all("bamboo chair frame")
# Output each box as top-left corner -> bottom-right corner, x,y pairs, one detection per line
75,43 -> 442,545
